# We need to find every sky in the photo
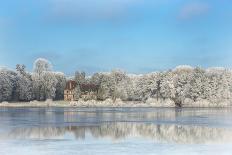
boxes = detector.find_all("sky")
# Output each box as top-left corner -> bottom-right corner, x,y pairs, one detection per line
0,0 -> 232,75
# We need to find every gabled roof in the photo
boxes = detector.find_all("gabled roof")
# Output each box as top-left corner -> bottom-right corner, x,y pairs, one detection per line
65,80 -> 77,90
80,84 -> 99,92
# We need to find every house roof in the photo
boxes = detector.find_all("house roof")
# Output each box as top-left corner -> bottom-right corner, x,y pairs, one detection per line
80,84 -> 99,92
65,80 -> 77,90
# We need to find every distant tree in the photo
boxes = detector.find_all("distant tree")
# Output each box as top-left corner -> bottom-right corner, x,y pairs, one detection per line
2,58 -> 232,106
15,64 -> 33,101
188,67 -> 206,102
160,71 -> 176,101
54,72 -> 66,100
32,58 -> 57,100
90,73 -> 102,86
75,71 -> 86,85
33,58 -> 52,75
41,72 -> 58,99
16,64 -> 26,76
0,69 -> 14,102
73,71 -> 86,100
111,70 -> 126,101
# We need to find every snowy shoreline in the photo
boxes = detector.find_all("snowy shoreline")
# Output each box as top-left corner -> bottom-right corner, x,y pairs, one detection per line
0,99 -> 231,108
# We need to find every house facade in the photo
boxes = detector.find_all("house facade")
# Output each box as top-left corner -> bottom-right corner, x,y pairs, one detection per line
64,80 -> 77,101
64,80 -> 100,101
80,84 -> 99,101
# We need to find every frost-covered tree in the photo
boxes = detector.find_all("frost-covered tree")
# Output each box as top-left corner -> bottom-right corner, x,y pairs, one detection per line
15,75 -> 33,101
188,67 -> 206,101
33,58 -> 52,75
205,68 -> 232,103
54,72 -> 66,100
16,64 -> 26,77
160,71 -> 176,101
110,70 -> 127,101
0,68 -> 14,102
32,58 -> 58,100
171,68 -> 193,106
97,73 -> 114,100
41,72 -> 58,99
2,58 -> 232,106
75,71 -> 86,85
135,72 -> 163,102
15,64 -> 33,101
73,71 -> 86,100
32,71 -> 58,100
94,70 -> 128,101
114,76 -> 134,101
90,73 -> 102,86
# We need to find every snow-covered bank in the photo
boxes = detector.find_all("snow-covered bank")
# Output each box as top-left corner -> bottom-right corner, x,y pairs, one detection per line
2,59 -> 232,109
69,98 -> 232,108
1,98 -> 230,108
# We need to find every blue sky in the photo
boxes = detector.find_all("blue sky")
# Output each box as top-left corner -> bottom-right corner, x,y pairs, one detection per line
0,0 -> 232,75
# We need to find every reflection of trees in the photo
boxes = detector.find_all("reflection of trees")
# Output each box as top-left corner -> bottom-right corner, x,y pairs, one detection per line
135,124 -> 232,143
1,108 -> 232,143
63,108 -> 232,123
2,123 -> 232,144
5,127 -> 66,139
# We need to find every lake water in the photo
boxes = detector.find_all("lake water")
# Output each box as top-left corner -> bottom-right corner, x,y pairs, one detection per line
0,107 -> 232,155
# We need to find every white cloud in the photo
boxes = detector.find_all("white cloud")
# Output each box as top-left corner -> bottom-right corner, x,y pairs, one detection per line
179,2 -> 210,20
48,0 -> 140,22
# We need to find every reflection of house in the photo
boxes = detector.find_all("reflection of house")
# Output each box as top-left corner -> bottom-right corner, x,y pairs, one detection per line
80,84 -> 99,100
64,80 -> 77,101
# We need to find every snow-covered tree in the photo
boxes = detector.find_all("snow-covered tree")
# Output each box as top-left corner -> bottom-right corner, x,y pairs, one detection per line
32,58 -> 58,100
73,71 -> 86,100
15,64 -> 33,101
2,58 -> 232,106
75,71 -> 86,85
0,69 -> 14,102
188,67 -> 206,101
90,73 -> 102,86
97,73 -> 114,100
54,72 -> 66,100
160,71 -> 176,101
33,58 -> 52,75
32,71 -> 58,100
41,72 -> 58,99
110,70 -> 127,101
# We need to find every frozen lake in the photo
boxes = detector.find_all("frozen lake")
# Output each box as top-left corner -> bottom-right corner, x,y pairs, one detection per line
0,107 -> 232,155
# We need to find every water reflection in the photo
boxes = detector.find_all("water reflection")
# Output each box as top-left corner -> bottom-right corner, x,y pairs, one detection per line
1,107 -> 232,144
1,123 -> 232,144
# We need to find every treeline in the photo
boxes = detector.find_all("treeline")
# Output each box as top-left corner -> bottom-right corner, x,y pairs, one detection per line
0,58 -> 66,102
78,66 -> 232,107
1,58 -> 232,107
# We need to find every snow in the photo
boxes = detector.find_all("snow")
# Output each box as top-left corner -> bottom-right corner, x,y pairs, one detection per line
1,58 -> 232,107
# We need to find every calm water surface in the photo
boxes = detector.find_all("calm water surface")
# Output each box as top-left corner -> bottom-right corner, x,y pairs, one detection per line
0,107 -> 232,155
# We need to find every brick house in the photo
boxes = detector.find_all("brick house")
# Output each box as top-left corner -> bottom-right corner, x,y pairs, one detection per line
64,80 -> 77,101
80,84 -> 99,100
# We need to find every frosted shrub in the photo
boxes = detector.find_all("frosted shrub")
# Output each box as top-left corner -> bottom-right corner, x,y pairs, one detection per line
146,98 -> 157,104
30,100 -> 39,104
103,98 -> 113,106
45,99 -> 53,106
146,98 -> 175,107
182,98 -> 194,106
1,101 -> 9,104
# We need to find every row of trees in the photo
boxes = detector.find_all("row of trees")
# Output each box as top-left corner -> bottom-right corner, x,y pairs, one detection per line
73,66 -> 232,106
0,58 -> 66,102
1,58 -> 232,107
